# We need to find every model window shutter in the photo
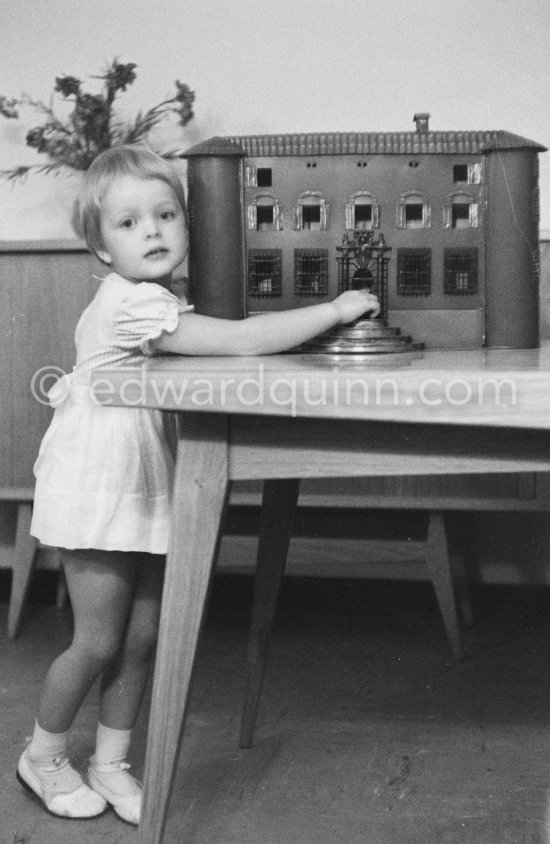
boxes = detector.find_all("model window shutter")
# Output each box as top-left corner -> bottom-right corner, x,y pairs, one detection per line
320,201 -> 329,231
468,163 -> 482,184
396,201 -> 405,228
372,200 -> 380,228
423,203 -> 432,228
247,204 -> 257,230
293,205 -> 303,230
443,204 -> 451,228
274,200 -> 283,231
245,166 -> 257,187
345,202 -> 354,230
469,202 -> 479,227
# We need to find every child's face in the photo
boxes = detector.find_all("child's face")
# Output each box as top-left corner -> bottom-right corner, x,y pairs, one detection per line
97,175 -> 188,286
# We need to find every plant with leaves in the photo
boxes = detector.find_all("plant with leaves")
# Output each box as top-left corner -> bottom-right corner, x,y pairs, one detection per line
0,59 -> 195,180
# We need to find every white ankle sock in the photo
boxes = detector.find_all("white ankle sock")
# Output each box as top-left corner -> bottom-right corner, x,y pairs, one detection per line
92,723 -> 132,766
90,723 -> 141,801
27,721 -> 68,764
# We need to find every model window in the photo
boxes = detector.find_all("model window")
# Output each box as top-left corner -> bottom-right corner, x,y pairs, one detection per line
452,201 -> 470,228
397,248 -> 431,296
355,203 -> 372,229
294,249 -> 328,297
453,163 -> 482,184
453,164 -> 468,183
256,205 -> 274,230
405,203 -> 423,227
247,195 -> 283,231
443,192 -> 479,228
248,249 -> 283,297
257,168 -> 272,187
293,191 -> 329,231
345,192 -> 380,231
444,248 -> 478,295
397,193 -> 431,229
245,166 -> 273,188
302,204 -> 321,230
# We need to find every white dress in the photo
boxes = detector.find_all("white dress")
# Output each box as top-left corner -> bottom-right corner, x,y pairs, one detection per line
30,272 -> 193,554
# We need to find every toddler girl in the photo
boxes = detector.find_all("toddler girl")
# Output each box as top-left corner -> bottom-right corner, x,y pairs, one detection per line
18,144 -> 379,825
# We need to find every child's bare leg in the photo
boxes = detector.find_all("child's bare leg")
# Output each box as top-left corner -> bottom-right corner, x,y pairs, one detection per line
89,553 -> 165,825
36,549 -> 138,732
98,553 -> 165,729
19,548 -> 138,818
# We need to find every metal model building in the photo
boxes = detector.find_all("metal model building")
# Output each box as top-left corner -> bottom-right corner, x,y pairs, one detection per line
184,114 -> 546,350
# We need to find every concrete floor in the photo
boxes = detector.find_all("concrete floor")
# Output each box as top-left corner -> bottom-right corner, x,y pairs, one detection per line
3,575 -> 550,844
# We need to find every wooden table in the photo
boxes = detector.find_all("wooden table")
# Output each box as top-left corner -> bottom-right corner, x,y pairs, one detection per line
93,344 -> 550,843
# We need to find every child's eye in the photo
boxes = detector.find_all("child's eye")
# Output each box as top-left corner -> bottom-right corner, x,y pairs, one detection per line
120,218 -> 136,230
159,209 -> 177,221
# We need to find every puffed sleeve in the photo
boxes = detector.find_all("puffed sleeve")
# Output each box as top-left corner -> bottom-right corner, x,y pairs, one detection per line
113,283 -> 194,356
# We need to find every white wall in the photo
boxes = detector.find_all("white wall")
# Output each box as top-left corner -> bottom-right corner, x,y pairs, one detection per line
2,0 -> 550,238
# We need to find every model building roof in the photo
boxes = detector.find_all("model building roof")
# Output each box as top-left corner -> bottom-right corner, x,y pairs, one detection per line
222,129 -> 546,157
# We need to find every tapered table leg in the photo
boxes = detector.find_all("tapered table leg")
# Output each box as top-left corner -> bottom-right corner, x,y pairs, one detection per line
138,413 -> 229,844
425,512 -> 464,660
239,478 -> 300,749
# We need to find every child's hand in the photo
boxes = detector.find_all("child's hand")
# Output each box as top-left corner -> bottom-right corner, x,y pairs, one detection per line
332,290 -> 381,324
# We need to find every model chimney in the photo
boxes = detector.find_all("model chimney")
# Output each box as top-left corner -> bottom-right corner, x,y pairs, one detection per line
413,113 -> 430,133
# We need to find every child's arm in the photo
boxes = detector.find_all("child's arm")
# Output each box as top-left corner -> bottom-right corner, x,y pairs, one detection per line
153,289 -> 380,356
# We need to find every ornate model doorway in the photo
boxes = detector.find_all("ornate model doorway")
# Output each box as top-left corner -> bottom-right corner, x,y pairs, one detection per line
303,230 -> 424,357
337,230 -> 390,320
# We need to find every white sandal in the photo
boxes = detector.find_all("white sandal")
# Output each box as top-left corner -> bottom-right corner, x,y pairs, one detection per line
88,760 -> 142,826
17,750 -> 107,819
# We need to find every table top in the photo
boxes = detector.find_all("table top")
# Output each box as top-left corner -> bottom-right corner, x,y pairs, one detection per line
92,342 -> 550,429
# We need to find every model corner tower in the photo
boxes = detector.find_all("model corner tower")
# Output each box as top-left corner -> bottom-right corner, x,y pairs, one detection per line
183,136 -> 247,320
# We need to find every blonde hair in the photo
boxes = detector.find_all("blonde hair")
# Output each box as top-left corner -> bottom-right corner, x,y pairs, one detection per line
76,145 -> 188,258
